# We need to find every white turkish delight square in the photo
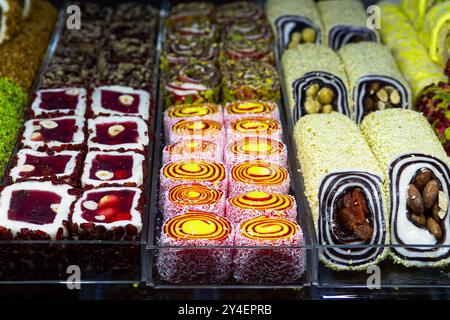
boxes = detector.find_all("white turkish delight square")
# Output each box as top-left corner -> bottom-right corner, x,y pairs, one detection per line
31,88 -> 87,117
91,85 -> 150,120
81,151 -> 145,188
22,116 -> 85,150
87,116 -> 149,152
0,182 -> 76,239
9,149 -> 79,183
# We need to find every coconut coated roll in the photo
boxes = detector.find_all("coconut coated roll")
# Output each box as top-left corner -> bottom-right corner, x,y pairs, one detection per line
338,42 -> 411,124
281,44 -> 350,122
265,0 -> 322,54
379,3 -> 446,100
317,0 -> 378,51
361,109 -> 450,268
294,112 -> 388,271
419,2 -> 450,67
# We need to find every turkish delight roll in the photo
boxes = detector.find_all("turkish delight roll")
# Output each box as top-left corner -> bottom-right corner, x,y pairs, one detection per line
419,2 -> 450,67
317,0 -> 378,51
282,44 -> 350,122
8,149 -> 82,185
156,211 -> 233,284
379,3 -> 446,99
163,103 -> 222,138
222,19 -> 273,44
294,113 -> 388,271
0,182 -> 76,240
167,18 -> 218,42
0,0 -> 21,44
226,191 -> 296,223
163,184 -> 225,220
224,100 -> 279,123
233,215 -> 305,284
160,37 -> 219,71
168,119 -> 224,147
30,88 -> 87,118
361,109 -> 450,267
160,159 -> 227,195
163,139 -> 222,164
221,37 -> 275,65
221,60 -> 280,103
226,117 -> 282,143
163,62 -> 220,109
167,2 -> 215,24
338,42 -> 412,124
229,160 -> 290,197
266,0 -> 322,54
225,137 -> 287,168
216,1 -> 264,25
71,187 -> 143,240
81,151 -> 145,188
21,116 -> 85,152
90,86 -> 151,121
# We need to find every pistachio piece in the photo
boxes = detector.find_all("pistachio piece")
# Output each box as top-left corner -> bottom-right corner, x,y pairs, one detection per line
95,170 -> 114,181
304,97 -> 321,114
95,215 -> 106,221
390,89 -> 401,105
119,94 -> 134,106
414,168 -> 432,191
290,32 -> 302,42
108,124 -> 125,137
377,101 -> 386,110
427,217 -> 443,241
65,88 -> 80,96
376,89 -> 389,102
83,200 -> 98,211
301,28 -> 316,43
20,164 -> 35,172
31,132 -> 43,141
423,179 -> 439,210
50,203 -> 60,213
40,120 -> 58,129
305,83 -> 320,97
317,87 -> 334,105
321,104 -> 333,113
407,184 -> 424,215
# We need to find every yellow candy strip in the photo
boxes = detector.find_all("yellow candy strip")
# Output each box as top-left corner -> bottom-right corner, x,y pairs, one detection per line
380,3 -> 446,99
419,2 -> 450,67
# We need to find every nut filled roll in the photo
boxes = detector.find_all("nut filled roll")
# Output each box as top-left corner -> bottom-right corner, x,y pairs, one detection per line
294,113 -> 388,271
361,109 -> 450,267
282,44 -> 350,122
265,0 -> 322,54
338,42 -> 411,124
317,0 -> 378,51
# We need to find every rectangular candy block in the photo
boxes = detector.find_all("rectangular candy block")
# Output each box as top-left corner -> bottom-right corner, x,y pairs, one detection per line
30,88 -> 87,118
8,149 -> 82,185
87,116 -> 149,153
90,85 -> 151,120
156,211 -> 233,284
162,139 -> 223,164
0,182 -> 76,240
81,151 -> 145,188
162,184 -> 226,220
228,160 -> 290,197
233,215 -> 305,284
71,187 -> 144,240
22,116 -> 85,152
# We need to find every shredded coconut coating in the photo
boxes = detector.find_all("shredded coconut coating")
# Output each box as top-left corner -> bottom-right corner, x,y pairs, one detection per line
318,0 -> 377,47
360,109 -> 450,172
282,44 -> 350,115
293,112 -> 383,221
265,0 -> 322,36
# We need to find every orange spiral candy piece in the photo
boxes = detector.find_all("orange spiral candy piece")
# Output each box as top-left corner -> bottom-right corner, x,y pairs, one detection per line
229,191 -> 293,211
167,139 -> 216,156
231,117 -> 280,135
241,216 -> 298,241
165,211 -> 231,241
168,103 -> 219,119
163,159 -> 226,182
231,160 -> 288,185
169,184 -> 223,206
172,119 -> 222,136
227,137 -> 284,156
226,101 -> 275,115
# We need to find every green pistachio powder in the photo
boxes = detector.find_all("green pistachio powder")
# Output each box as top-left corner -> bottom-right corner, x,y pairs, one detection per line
0,77 -> 27,178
